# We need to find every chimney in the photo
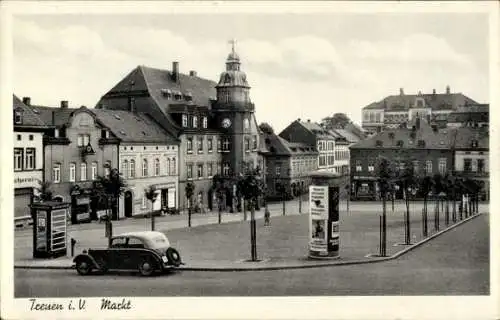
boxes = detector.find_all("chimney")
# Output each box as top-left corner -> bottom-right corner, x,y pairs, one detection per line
399,88 -> 404,96
128,97 -> 135,113
446,85 -> 450,94
297,118 -> 301,122
60,100 -> 68,109
416,117 -> 421,129
307,119 -> 311,123
189,70 -> 197,77
172,61 -> 179,82
22,97 -> 31,106
432,89 -> 436,95
418,90 -> 422,96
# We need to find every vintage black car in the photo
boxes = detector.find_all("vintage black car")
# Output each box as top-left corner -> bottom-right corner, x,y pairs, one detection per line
73,231 -> 182,276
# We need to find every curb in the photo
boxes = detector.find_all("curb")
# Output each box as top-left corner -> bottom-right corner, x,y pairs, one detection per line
14,213 -> 482,272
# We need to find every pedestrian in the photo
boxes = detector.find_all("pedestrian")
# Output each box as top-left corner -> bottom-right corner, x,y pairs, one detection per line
264,207 -> 270,226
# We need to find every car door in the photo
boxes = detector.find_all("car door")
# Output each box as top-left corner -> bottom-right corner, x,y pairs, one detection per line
121,237 -> 147,270
107,236 -> 127,270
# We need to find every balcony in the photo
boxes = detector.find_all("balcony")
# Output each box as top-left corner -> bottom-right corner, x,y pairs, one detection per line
455,170 -> 489,179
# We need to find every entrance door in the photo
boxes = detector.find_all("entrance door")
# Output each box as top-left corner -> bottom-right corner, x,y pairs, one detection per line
124,191 -> 133,218
161,189 -> 168,209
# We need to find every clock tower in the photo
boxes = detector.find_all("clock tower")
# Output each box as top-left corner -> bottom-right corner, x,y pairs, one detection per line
212,40 -> 260,177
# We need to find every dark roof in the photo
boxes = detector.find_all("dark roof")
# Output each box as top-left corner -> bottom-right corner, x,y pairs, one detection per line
13,95 -> 48,127
263,133 -> 317,156
453,127 -> 489,150
91,109 -> 179,144
350,119 -> 456,150
98,65 -> 218,136
332,128 -> 362,144
30,105 -> 75,126
297,121 -> 336,140
363,91 -> 478,111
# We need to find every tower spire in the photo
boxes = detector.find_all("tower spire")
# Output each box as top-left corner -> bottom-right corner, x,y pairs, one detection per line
229,39 -> 237,54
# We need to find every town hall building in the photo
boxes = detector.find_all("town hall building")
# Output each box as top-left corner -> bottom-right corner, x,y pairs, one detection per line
96,42 -> 264,211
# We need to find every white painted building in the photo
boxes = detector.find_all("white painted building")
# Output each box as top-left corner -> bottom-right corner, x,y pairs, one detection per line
92,110 -> 180,218
13,96 -> 49,225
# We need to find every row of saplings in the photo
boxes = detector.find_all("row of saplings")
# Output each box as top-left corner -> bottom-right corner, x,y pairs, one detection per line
377,157 -> 484,257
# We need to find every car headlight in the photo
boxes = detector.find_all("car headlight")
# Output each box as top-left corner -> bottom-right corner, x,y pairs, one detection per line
162,256 -> 168,263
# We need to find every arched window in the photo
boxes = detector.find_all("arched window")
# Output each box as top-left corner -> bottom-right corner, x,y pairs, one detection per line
243,118 -> 250,131
122,160 -> 128,178
166,158 -> 171,175
80,163 -> 87,181
91,162 -> 98,180
129,159 -> 136,178
69,163 -> 76,182
142,159 -> 148,177
154,158 -> 160,176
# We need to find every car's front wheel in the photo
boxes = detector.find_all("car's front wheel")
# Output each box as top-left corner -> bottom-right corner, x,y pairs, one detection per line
166,247 -> 182,266
138,258 -> 156,276
75,259 -> 92,276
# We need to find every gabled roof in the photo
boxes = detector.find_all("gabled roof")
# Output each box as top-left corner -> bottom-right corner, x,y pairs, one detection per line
91,109 -> 179,144
297,121 -> 335,140
13,95 -> 49,127
350,119 -> 456,150
29,105 -> 75,126
263,132 -> 318,156
363,91 -> 478,111
98,65 -> 218,136
453,127 -> 489,150
332,128 -> 362,144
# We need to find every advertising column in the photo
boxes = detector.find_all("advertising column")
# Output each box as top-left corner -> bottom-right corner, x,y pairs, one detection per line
308,180 -> 340,259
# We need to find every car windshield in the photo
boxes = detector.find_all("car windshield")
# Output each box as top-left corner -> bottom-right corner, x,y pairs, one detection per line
145,234 -> 170,249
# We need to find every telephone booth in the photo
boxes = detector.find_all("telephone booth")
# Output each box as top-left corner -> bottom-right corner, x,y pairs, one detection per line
31,201 -> 70,258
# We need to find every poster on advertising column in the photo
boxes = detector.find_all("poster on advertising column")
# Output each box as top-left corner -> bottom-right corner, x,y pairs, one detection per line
309,186 -> 329,255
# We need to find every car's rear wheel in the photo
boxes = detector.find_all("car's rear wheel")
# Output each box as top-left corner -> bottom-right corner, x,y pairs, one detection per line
166,248 -> 182,266
138,258 -> 156,276
76,259 -> 92,276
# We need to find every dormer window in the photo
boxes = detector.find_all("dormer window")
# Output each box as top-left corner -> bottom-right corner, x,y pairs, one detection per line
182,114 -> 188,127
471,139 -> 478,148
54,128 -> 60,138
388,132 -> 395,139
174,92 -> 182,101
192,116 -> 198,128
417,140 -> 426,147
202,116 -> 208,129
375,140 -> 383,147
396,140 -> 404,147
184,92 -> 193,101
14,109 -> 23,124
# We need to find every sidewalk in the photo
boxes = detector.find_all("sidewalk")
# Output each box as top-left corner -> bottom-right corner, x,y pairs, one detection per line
15,200 -> 487,271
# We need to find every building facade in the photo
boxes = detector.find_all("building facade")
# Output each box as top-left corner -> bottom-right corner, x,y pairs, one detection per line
92,109 -> 180,217
96,44 -> 264,211
261,132 -> 318,199
13,96 -> 49,226
361,87 -> 479,135
447,104 -> 489,128
34,103 -> 120,223
453,127 -> 489,200
279,119 -> 337,173
350,118 -> 455,200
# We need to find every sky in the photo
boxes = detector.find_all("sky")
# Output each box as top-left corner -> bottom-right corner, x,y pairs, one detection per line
12,11 -> 490,133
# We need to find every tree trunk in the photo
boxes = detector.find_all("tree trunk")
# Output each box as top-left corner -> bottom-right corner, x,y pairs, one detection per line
405,192 -> 411,245
381,193 -> 387,256
218,196 -> 222,224
299,191 -> 302,214
243,199 -> 247,221
188,197 -> 192,227
282,196 -> 285,216
250,199 -> 257,261
151,202 -> 155,231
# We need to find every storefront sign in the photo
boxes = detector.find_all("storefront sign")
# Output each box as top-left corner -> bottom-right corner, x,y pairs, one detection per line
76,197 -> 90,205
14,171 -> 42,189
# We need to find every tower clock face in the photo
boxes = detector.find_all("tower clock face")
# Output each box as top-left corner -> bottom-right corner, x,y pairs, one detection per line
222,118 -> 232,128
